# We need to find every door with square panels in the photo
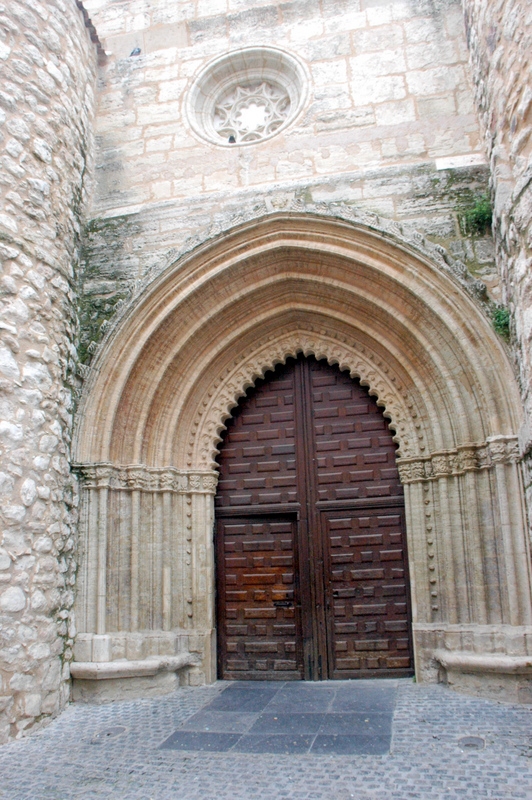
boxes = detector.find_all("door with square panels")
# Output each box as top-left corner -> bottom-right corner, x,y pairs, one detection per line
215,355 -> 413,680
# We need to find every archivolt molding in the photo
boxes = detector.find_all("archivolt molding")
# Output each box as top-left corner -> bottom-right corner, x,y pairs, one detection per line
186,325 -> 421,468
397,436 -> 520,484
74,463 -> 218,494
78,201 -> 494,386
74,207 -> 523,474
155,201 -> 491,314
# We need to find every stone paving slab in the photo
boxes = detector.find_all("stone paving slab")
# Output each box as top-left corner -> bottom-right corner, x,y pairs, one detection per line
160,681 -> 395,754
0,679 -> 530,799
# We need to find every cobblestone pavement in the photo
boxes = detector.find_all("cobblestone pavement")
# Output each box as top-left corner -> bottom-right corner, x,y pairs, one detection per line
0,679 -> 531,800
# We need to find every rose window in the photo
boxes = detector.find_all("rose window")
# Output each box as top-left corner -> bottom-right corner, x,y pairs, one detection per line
186,47 -> 308,147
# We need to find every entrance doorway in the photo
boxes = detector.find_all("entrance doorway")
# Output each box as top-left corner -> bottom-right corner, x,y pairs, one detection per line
215,356 -> 413,680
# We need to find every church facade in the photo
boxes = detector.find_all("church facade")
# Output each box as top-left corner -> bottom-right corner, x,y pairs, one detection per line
0,0 -> 531,741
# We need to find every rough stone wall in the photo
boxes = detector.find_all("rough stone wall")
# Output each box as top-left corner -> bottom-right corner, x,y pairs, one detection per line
461,1 -> 532,469
0,1 -> 96,742
80,0 -> 498,358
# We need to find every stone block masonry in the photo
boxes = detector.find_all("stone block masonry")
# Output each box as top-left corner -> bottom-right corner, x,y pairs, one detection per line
86,0 -> 484,215
462,0 -> 532,503
0,0 -> 530,745
81,0 -> 498,351
0,0 -> 97,742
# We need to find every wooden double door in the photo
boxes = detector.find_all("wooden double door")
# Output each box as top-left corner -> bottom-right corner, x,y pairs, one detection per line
215,356 -> 413,680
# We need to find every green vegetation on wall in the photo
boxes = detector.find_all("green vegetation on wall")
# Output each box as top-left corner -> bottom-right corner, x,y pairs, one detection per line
492,306 -> 510,340
460,194 -> 493,237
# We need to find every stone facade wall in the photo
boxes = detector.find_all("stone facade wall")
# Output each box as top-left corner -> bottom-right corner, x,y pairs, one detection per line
66,0 -> 532,705
80,0 -> 498,359
461,0 -> 532,483
87,0 -> 483,211
1,0 -> 528,734
0,0 -> 96,742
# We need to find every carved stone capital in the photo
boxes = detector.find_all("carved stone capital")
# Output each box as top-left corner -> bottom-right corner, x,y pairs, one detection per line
397,436 -> 520,484
73,463 -> 219,494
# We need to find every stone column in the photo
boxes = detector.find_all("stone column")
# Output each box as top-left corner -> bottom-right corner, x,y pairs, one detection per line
0,1 -> 97,741
400,437 -> 532,701
73,465 -> 219,692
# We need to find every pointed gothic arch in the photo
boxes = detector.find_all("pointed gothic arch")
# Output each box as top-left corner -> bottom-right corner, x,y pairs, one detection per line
72,211 -> 532,700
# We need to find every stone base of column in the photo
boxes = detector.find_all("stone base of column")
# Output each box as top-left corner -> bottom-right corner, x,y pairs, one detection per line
70,629 -> 215,702
414,623 -> 532,704
70,653 -> 199,703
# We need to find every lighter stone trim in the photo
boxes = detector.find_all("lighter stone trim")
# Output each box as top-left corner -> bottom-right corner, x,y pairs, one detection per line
74,464 -> 218,493
435,153 -> 488,170
70,653 -> 198,680
433,650 -> 532,675
72,213 -> 532,694
75,202 -> 499,402
213,81 -> 290,144
188,327 -> 415,468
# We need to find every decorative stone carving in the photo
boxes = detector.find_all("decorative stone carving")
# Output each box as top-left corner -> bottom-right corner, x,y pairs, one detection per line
397,436 -> 521,483
73,212 -> 530,708
74,464 -> 218,494
186,47 -> 307,147
415,622 -> 532,702
76,208 -> 496,388
214,81 -> 290,144
188,326 -> 418,467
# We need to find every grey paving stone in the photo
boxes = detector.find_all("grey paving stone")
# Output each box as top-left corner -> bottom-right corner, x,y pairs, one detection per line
318,711 -> 393,735
223,680 -> 286,690
265,687 -> 335,712
233,733 -> 315,754
0,680 -> 531,800
331,685 -> 397,712
207,687 -> 277,712
180,709 -> 258,732
160,731 -> 242,751
249,712 -> 325,734
311,733 -> 391,755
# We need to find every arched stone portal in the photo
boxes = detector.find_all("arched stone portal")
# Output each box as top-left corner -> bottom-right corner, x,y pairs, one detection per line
72,212 -> 532,702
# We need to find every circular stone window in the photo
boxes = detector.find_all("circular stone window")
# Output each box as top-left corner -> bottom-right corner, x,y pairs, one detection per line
186,47 -> 308,147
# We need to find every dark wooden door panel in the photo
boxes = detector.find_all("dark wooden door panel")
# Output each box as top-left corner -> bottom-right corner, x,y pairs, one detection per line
322,507 -> 413,677
216,356 -> 413,680
215,366 -> 298,509
309,358 -> 403,503
217,516 -> 303,679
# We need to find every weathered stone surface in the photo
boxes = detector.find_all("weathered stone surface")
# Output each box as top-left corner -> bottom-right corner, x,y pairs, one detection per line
1,0 -> 531,744
462,0 -> 532,474
0,0 -> 97,742
77,0 -> 496,363
73,213 -> 530,701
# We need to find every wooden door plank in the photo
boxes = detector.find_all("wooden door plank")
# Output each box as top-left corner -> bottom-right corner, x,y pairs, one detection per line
321,507 -> 414,678
216,515 -> 303,679
293,357 -> 327,680
215,362 -> 304,679
307,358 -> 412,678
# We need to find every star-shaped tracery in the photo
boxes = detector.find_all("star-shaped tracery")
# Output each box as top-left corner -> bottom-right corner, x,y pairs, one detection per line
213,82 -> 291,143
